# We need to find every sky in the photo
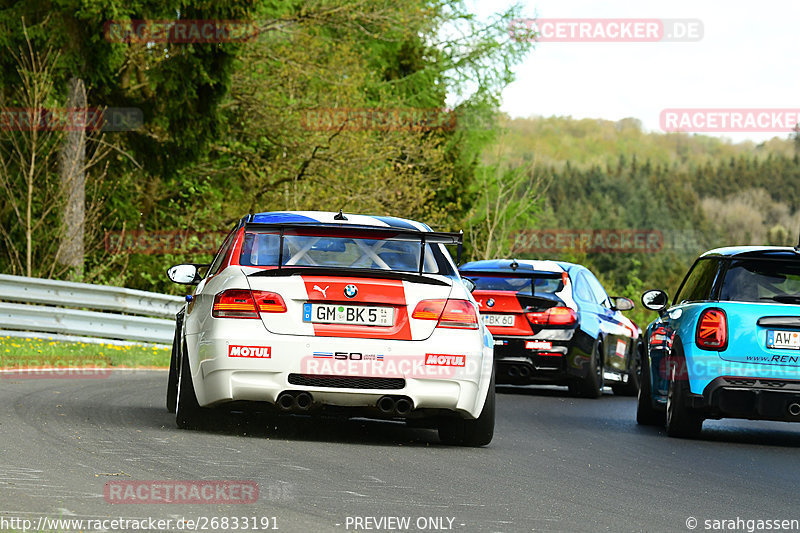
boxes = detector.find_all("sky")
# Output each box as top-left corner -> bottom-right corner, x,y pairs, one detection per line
467,0 -> 800,143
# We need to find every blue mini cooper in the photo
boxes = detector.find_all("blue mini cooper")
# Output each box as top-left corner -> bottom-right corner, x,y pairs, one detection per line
638,246 -> 800,438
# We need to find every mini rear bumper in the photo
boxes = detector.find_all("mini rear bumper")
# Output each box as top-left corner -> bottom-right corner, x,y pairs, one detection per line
695,376 -> 800,422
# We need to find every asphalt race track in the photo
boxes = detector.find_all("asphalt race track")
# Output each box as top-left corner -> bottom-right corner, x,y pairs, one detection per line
2,370 -> 800,533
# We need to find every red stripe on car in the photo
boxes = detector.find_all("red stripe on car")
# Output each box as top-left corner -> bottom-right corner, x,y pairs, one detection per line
301,277 -> 412,340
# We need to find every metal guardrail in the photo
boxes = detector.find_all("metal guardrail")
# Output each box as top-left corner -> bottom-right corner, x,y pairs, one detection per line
0,274 -> 184,345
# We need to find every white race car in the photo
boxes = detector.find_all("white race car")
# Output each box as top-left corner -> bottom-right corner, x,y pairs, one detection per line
166,211 -> 495,446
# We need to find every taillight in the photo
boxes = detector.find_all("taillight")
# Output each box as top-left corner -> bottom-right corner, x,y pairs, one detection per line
412,299 -> 479,329
412,299 -> 446,320
440,300 -> 479,328
213,289 -> 259,318
251,290 -> 287,313
526,306 -> 578,326
212,289 -> 286,318
695,308 -> 727,350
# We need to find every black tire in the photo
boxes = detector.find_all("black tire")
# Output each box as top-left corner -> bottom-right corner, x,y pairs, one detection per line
665,347 -> 703,438
166,319 -> 181,413
636,344 -> 665,426
570,340 -> 604,398
175,350 -> 204,429
612,341 -> 641,397
438,366 -> 495,447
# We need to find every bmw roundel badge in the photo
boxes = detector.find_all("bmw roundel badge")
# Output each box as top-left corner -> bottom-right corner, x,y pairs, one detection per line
344,284 -> 358,298
487,298 -> 495,308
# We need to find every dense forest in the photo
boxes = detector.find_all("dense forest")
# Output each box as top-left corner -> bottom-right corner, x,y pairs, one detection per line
0,0 -> 531,288
1,2 -> 798,330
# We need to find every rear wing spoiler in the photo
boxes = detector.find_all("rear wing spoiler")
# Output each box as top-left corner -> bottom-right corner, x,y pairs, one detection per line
458,270 -> 564,278
242,222 -> 464,272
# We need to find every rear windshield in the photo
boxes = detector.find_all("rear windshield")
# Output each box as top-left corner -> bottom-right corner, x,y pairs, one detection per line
239,230 -> 455,275
719,258 -> 800,303
464,274 -> 564,295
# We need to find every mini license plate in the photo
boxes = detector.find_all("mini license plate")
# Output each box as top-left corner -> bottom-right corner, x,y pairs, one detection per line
767,330 -> 800,350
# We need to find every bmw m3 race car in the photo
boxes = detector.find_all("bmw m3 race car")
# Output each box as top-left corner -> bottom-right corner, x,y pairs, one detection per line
165,211 -> 495,446
638,246 -> 800,438
459,259 -> 640,398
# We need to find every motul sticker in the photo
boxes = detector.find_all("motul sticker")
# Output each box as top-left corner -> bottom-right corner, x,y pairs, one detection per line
228,345 -> 271,358
526,340 -> 552,350
425,354 -> 466,367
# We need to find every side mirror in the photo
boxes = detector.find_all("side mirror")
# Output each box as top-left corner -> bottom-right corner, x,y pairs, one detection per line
641,289 -> 669,312
462,277 -> 477,293
167,264 -> 201,285
611,296 -> 634,312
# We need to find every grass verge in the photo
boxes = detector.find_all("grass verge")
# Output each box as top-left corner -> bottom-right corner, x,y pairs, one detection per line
0,336 -> 171,368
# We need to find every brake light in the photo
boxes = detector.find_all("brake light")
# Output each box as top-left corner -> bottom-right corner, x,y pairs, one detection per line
412,299 -> 445,320
526,306 -> 578,326
213,289 -> 286,318
213,289 -> 259,318
696,308 -> 727,350
412,299 -> 479,329
251,290 -> 287,313
440,300 -> 479,328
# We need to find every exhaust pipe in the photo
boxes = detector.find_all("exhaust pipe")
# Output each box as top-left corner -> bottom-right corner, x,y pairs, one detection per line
377,396 -> 396,414
395,397 -> 413,416
788,403 -> 800,417
277,392 -> 295,411
377,396 -> 414,416
295,392 -> 313,411
508,366 -> 519,377
519,366 -> 531,378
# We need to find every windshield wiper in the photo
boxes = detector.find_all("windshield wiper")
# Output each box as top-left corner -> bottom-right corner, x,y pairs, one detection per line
761,295 -> 800,304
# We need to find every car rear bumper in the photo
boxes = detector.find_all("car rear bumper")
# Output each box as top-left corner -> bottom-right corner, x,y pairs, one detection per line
185,327 -> 493,419
696,376 -> 800,422
493,336 -> 591,385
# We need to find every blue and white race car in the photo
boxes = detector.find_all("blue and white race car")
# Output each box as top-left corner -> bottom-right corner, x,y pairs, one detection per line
166,211 -> 495,446
638,246 -> 800,438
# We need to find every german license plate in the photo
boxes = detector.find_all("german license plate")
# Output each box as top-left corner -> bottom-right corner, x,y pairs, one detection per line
767,330 -> 800,350
303,303 -> 393,326
483,314 -> 515,327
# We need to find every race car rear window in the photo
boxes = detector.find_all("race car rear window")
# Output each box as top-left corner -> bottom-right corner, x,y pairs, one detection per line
466,274 -> 563,294
674,257 -> 720,304
718,259 -> 800,304
239,230 -> 455,275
